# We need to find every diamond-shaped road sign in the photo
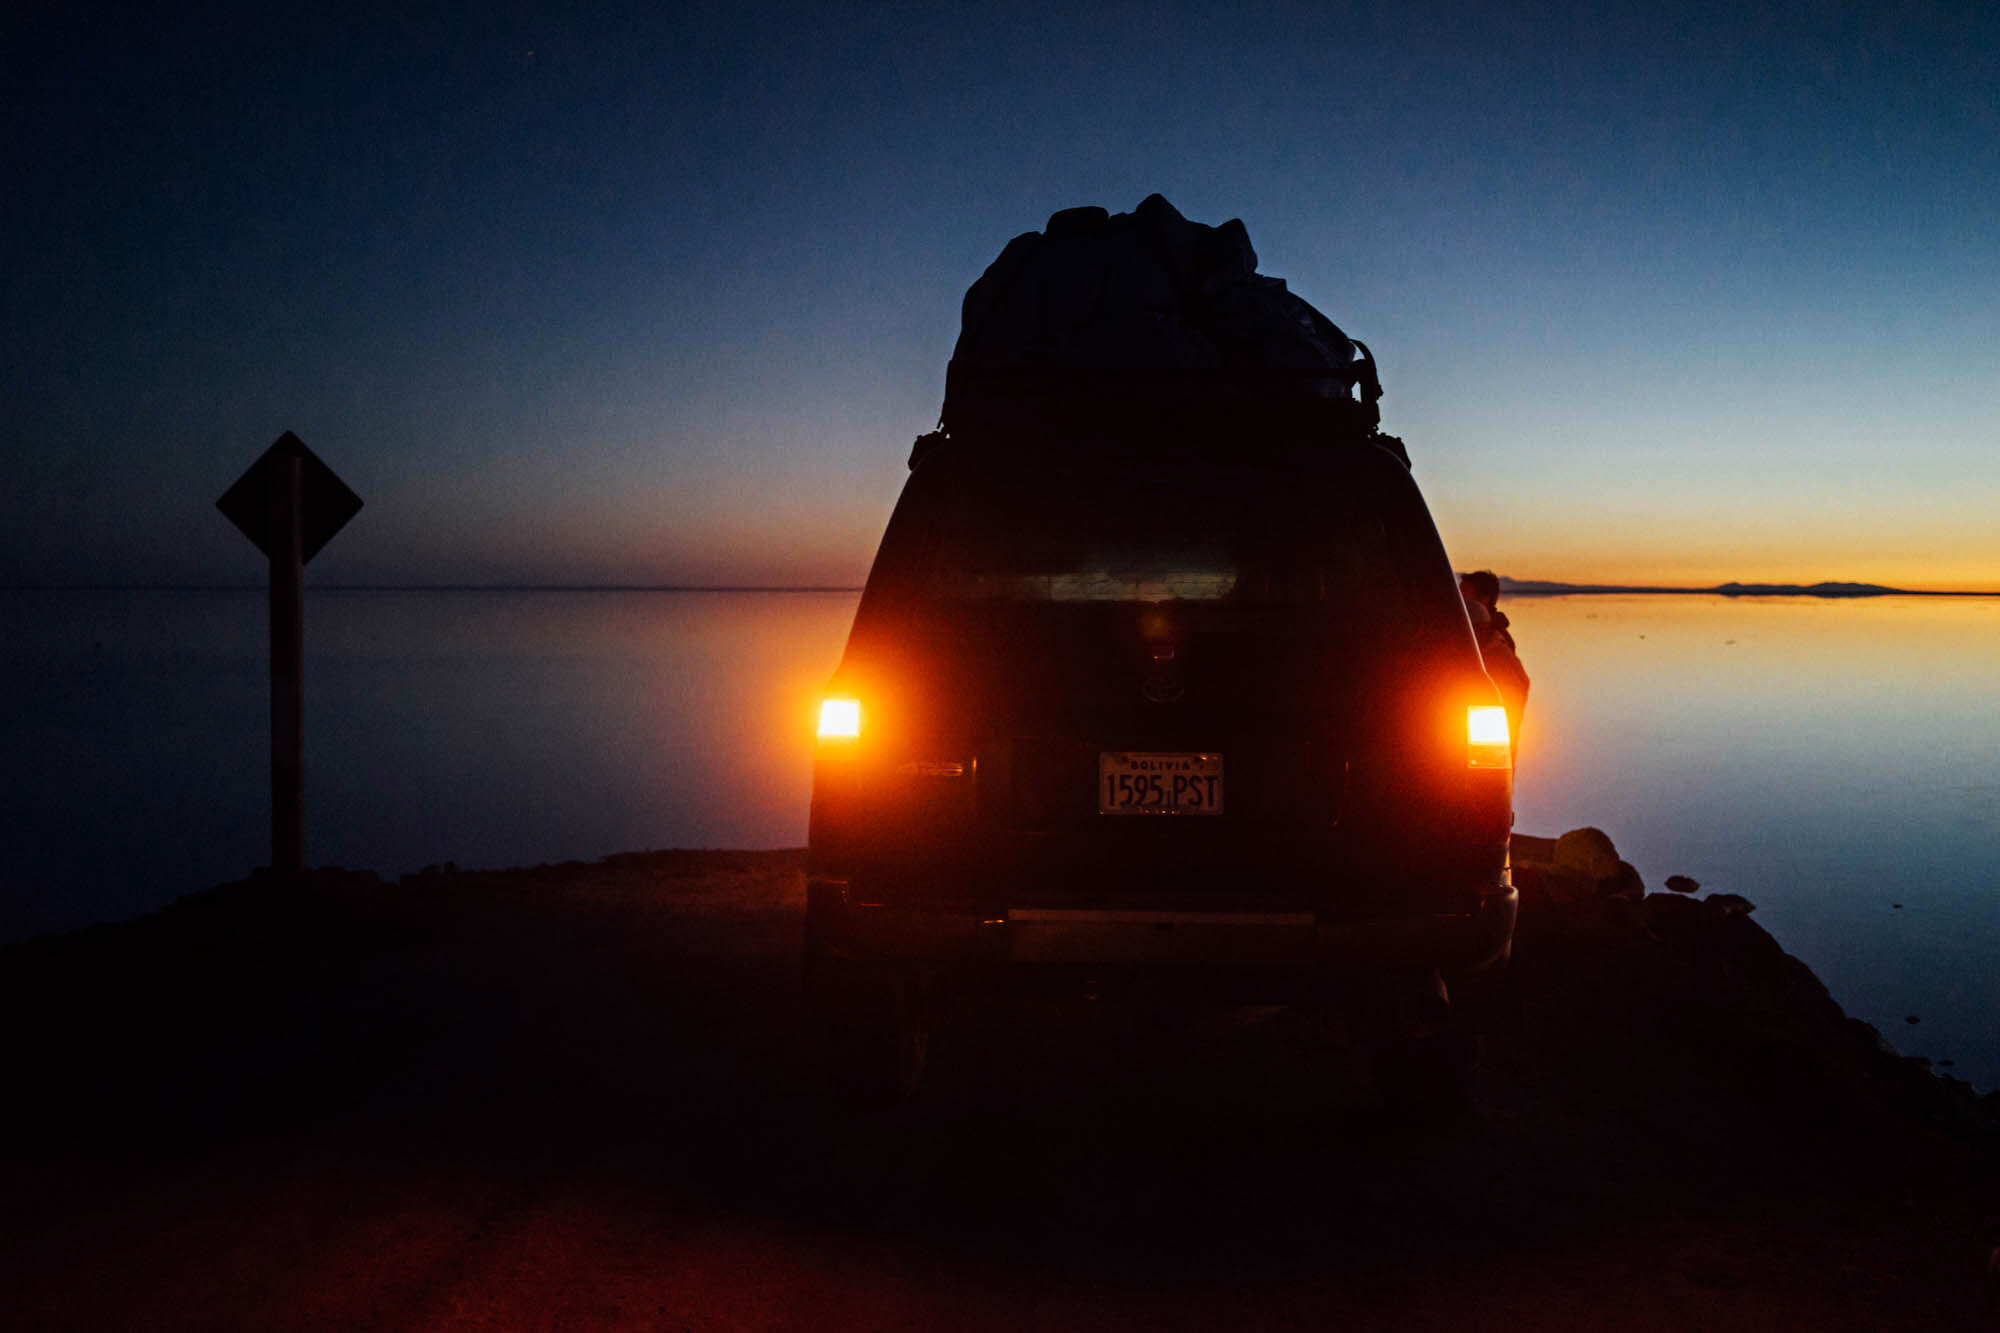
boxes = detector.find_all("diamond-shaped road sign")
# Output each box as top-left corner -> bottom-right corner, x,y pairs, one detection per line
217,431 -> 362,564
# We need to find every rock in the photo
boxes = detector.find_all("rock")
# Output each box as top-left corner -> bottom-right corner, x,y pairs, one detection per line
1541,866 -> 1597,908
1642,891 -> 1699,934
1517,859 -> 1595,913
1507,834 -> 1580,912
1665,874 -> 1700,894
1702,893 -> 1756,917
1509,834 -> 1557,868
1510,859 -> 1547,896
1595,894 -> 1645,933
1553,827 -> 1621,884
1606,859 -> 1646,900
1849,1017 -> 1901,1058
1906,1015 -> 1922,1025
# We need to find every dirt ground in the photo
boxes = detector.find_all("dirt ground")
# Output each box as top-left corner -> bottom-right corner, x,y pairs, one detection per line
2,849 -> 1995,1331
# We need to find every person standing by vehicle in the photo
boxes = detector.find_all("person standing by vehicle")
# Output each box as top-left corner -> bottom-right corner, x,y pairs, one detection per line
1459,569 -> 1528,758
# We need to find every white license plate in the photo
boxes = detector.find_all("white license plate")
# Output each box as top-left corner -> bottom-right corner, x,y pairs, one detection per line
1098,752 -> 1224,815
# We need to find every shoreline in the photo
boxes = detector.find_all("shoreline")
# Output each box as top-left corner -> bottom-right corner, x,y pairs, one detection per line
4,831 -> 1991,1108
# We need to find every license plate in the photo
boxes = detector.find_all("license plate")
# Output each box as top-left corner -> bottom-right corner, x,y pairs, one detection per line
1098,752 -> 1224,815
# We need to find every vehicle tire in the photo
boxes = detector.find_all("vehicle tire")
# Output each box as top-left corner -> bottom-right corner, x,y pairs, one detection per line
1369,1030 -> 1477,1123
803,957 -> 930,1105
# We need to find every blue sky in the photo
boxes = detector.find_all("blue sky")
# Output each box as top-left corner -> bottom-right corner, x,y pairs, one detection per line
6,1 -> 1996,587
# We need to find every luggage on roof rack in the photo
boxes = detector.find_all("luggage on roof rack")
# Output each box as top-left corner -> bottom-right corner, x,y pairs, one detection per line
916,194 -> 1399,469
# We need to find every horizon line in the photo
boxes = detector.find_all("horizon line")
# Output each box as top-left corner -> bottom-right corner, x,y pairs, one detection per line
1495,577 -> 2000,598
0,582 -> 870,593
3,579 -> 1997,597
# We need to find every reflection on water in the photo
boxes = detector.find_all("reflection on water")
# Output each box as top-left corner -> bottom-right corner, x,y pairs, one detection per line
0,590 -> 857,946
3,589 -> 1996,1087
1506,594 -> 2000,1089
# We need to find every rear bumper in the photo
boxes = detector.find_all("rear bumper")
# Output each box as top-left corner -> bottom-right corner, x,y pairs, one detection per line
806,877 -> 1517,979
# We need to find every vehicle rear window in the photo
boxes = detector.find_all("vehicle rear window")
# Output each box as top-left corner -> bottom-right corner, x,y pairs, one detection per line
905,460 -> 1409,611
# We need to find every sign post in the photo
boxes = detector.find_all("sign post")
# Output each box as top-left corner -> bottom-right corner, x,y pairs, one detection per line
217,432 -> 362,881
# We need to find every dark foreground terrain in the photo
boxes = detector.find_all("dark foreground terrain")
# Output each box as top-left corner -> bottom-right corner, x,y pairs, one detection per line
2,840 -> 1995,1330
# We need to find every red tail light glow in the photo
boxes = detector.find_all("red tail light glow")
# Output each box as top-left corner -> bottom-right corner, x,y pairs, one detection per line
1467,705 -> 1511,770
817,697 -> 862,741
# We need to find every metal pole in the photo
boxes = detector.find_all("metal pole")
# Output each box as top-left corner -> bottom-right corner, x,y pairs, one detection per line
268,446 -> 305,880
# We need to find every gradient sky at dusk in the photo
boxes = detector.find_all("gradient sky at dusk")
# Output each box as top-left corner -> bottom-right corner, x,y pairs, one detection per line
6,2 -> 1996,589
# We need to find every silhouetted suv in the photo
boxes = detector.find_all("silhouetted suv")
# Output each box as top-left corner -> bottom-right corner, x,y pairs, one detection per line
805,429 -> 1516,1103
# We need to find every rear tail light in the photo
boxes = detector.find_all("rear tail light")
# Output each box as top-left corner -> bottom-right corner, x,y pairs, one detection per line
817,697 -> 861,741
1467,705 -> 1511,770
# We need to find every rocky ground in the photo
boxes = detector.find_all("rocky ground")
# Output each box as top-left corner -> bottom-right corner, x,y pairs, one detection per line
1,836 -> 1995,1330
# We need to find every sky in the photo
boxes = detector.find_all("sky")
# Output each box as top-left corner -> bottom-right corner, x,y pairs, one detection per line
5,1 -> 1997,590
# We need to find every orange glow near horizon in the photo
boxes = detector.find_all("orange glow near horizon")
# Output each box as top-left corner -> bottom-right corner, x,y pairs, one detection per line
1494,592 -> 2000,778
1500,561 -> 2000,594
472,480 -> 2000,594
461,469 -> 2000,594
640,522 -> 1999,596
1438,505 -> 2000,594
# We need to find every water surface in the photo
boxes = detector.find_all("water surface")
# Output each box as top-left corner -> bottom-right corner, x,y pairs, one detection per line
1506,593 -> 2000,1088
1,589 -> 854,941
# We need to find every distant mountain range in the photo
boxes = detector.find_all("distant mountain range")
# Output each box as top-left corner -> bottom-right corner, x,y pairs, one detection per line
1495,578 -> 1992,598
